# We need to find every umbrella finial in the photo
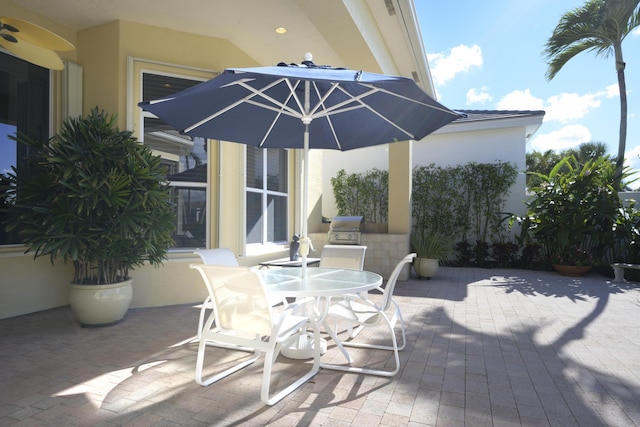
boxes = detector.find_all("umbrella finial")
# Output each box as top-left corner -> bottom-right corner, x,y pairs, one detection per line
304,52 -> 312,62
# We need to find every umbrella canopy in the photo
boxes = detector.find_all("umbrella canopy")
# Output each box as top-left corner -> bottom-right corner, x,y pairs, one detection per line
139,55 -> 461,272
139,59 -> 459,150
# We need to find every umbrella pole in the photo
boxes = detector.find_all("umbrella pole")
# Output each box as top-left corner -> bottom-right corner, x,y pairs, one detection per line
300,81 -> 311,278
300,125 -> 310,278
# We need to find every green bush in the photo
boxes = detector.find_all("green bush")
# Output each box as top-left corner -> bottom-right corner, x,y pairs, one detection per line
514,155 -> 636,266
412,162 -> 518,244
331,161 -> 520,267
331,168 -> 388,223
5,108 -> 176,284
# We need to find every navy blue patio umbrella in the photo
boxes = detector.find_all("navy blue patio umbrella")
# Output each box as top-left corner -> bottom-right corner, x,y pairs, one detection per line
139,54 -> 461,273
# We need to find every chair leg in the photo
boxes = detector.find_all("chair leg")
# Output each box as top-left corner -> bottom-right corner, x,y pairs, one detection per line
341,310 -> 404,352
321,318 -> 352,363
195,331 -> 261,386
261,320 -> 321,405
196,296 -> 212,341
321,315 -> 400,377
347,324 -> 364,339
395,310 -> 406,351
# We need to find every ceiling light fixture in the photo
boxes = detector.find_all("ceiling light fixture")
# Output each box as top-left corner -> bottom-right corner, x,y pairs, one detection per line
275,27 -> 287,34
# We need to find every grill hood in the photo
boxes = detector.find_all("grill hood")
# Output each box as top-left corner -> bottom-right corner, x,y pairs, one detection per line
329,216 -> 365,231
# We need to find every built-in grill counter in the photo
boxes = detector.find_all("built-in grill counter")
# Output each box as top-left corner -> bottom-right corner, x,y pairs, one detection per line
328,216 -> 365,245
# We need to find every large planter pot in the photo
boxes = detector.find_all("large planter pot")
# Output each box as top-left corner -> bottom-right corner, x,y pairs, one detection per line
414,257 -> 439,279
69,279 -> 133,326
552,264 -> 592,277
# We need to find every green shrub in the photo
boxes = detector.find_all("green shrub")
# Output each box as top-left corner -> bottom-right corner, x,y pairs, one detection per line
514,155 -> 636,266
5,108 -> 176,284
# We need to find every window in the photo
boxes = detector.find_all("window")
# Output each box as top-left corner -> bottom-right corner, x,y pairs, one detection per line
246,146 -> 288,246
0,52 -> 50,245
141,73 -> 208,249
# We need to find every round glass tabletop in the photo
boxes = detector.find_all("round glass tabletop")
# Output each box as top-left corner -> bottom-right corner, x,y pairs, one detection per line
260,267 -> 382,297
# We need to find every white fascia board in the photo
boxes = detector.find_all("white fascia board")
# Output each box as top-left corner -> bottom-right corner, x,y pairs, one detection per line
344,0 -> 400,75
393,0 -> 435,95
431,114 -> 545,139
345,0 -> 434,94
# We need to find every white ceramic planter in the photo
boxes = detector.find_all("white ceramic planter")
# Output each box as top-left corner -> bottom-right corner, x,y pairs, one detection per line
68,279 -> 133,326
414,258 -> 439,279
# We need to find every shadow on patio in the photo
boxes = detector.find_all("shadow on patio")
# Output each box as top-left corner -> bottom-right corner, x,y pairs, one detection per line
1,267 -> 639,426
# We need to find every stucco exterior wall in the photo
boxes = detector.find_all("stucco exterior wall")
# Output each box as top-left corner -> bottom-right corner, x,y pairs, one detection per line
0,251 -> 73,319
0,17 -> 271,320
322,124 -> 529,222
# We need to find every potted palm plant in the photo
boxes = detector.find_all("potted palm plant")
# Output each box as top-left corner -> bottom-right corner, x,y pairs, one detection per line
5,107 -> 175,325
410,228 -> 456,279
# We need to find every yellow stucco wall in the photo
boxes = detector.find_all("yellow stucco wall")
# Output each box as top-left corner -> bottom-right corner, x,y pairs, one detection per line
0,14 -> 273,319
0,251 -> 73,319
77,20 -> 258,127
0,7 -> 406,319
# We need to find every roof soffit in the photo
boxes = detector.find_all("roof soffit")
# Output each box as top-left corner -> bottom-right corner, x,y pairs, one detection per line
5,0 -> 428,80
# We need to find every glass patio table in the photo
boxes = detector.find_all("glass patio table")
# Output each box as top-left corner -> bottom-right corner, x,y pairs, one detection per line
260,267 -> 382,297
260,267 -> 382,361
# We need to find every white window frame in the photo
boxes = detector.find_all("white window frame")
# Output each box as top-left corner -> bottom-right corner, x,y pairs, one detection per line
245,146 -> 289,255
128,57 -> 216,251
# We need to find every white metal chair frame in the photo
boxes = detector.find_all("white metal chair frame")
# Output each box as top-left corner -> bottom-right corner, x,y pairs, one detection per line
191,265 -> 320,405
193,248 -> 241,340
319,245 -> 367,270
324,253 -> 416,376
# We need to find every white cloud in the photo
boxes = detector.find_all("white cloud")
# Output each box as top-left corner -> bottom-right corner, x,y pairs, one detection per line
530,124 -> 592,152
604,84 -> 619,98
466,86 -> 492,105
495,85 -> 616,122
496,89 -> 544,110
428,44 -> 482,86
624,144 -> 640,175
544,92 -> 601,123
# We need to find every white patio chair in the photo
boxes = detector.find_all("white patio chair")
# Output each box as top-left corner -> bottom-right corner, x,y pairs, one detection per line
324,253 -> 416,376
191,266 -> 320,405
193,248 -> 284,340
319,245 -> 367,270
194,248 -> 242,340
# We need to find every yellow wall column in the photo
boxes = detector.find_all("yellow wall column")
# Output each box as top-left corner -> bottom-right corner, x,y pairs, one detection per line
388,140 -> 412,234
218,141 -> 245,256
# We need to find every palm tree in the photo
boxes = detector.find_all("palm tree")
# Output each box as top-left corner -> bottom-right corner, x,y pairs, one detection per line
526,142 -> 609,189
544,0 -> 640,186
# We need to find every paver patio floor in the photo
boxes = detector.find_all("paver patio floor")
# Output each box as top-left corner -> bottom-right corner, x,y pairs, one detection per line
1,267 -> 639,426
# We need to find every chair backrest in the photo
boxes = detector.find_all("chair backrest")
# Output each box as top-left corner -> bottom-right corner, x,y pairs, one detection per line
194,248 -> 239,266
191,265 -> 272,336
381,253 -> 416,310
319,245 -> 367,270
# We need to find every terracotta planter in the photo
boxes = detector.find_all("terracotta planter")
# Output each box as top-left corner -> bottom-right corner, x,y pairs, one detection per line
69,279 -> 133,326
552,264 -> 592,277
414,257 -> 439,279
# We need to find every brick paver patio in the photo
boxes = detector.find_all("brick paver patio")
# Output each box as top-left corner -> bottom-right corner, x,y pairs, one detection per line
1,267 -> 639,426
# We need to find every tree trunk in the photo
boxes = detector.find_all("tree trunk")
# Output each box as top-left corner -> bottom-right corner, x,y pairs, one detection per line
614,41 -> 627,188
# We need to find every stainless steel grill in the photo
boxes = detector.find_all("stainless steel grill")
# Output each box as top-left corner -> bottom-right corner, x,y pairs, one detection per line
328,216 -> 364,245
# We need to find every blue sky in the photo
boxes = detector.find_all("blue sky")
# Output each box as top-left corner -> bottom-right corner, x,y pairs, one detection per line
415,1 -> 640,174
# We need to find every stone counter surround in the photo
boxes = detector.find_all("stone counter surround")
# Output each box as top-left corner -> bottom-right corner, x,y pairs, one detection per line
310,232 -> 411,280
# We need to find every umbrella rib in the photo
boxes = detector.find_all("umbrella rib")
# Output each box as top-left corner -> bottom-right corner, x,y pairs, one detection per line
183,78 -> 302,133
307,81 -> 341,116
258,82 -> 301,147
310,86 -> 418,138
235,79 -> 303,118
310,81 -> 342,149
311,84 -> 457,139
286,79 -> 307,117
360,83 -> 458,115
